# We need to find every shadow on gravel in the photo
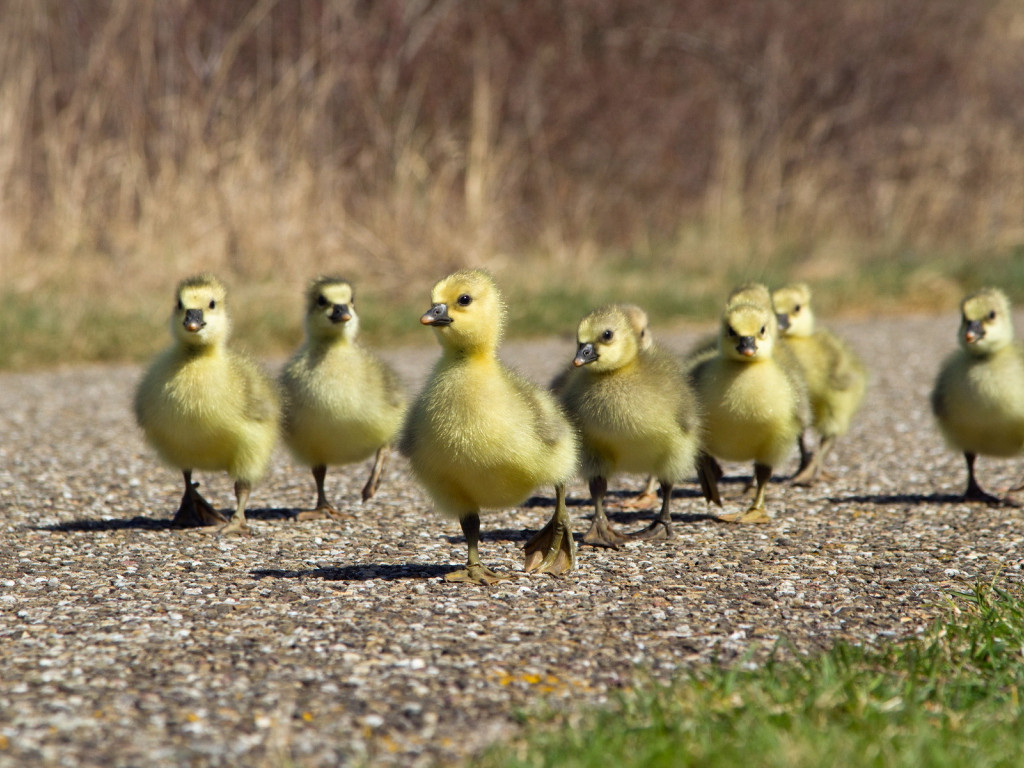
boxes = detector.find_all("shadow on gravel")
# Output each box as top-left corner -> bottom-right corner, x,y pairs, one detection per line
252,564 -> 456,581
442,513 -> 719,546
37,507 -> 293,533
38,517 -> 178,532
521,487 -> 708,510
830,492 -> 969,506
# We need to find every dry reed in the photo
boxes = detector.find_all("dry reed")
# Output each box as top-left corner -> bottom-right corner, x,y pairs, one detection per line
0,0 -> 1022,367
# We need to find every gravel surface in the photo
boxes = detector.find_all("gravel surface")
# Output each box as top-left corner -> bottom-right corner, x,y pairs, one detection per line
2,313 -> 1024,767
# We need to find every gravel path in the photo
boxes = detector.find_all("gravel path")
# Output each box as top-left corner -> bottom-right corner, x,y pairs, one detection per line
2,313 -> 1023,767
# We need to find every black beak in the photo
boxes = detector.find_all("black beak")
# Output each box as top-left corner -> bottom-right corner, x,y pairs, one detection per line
775,312 -> 789,332
964,319 -> 985,344
736,336 -> 757,357
329,303 -> 352,324
421,304 -> 452,326
573,342 -> 599,367
183,308 -> 205,332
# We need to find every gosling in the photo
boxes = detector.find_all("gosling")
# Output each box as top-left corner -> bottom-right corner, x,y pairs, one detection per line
772,282 -> 866,485
280,277 -> 407,520
552,303 -> 660,509
134,274 -> 280,534
399,269 -> 580,584
931,287 -> 1024,505
690,300 -> 804,522
558,304 -> 704,546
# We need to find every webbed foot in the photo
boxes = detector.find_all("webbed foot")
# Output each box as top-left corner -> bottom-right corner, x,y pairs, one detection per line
964,486 -> 1016,507
524,514 -> 576,576
444,565 -> 513,585
717,507 -> 772,524
628,518 -> 674,540
582,516 -> 630,549
295,504 -> 352,522
215,516 -> 253,536
172,480 -> 229,527
615,489 -> 660,511
789,459 -> 820,486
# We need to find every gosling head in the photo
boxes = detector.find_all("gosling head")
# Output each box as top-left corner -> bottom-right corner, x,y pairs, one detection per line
720,301 -> 776,362
573,305 -> 644,373
726,282 -> 773,310
959,287 -> 1014,356
619,303 -> 653,352
172,274 -> 230,349
772,282 -> 815,338
421,269 -> 505,354
304,276 -> 359,342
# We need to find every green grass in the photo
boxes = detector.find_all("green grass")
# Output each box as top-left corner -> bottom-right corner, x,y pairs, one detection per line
475,581 -> 1024,768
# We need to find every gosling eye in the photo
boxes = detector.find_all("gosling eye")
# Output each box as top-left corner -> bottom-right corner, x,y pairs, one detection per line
316,295 -> 328,307
601,329 -> 614,342
760,325 -> 766,336
727,325 -> 737,338
176,299 -> 184,310
793,304 -> 801,313
988,310 -> 997,321
457,293 -> 473,307
209,299 -> 216,310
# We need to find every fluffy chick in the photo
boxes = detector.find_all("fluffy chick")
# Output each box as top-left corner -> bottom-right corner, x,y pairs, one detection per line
690,300 -> 804,522
134,274 -> 280,534
399,269 -> 579,584
558,304 -> 704,546
280,277 -> 407,520
772,283 -> 866,485
931,287 -> 1024,505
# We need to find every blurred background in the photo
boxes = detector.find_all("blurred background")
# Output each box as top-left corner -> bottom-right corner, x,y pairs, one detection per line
1,0 -> 1022,368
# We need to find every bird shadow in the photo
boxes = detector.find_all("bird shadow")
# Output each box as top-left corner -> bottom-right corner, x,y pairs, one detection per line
522,486 -> 708,510
828,492 -> 968,506
251,563 -> 457,581
36,516 -> 179,533
605,509 -> 721,525
35,507 -> 295,533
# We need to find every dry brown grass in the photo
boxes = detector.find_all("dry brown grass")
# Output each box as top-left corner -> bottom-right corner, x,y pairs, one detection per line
1,0 -> 1023,368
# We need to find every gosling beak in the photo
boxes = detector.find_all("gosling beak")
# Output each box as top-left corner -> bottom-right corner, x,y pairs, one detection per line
329,303 -> 352,324
964,320 -> 985,344
421,303 -> 452,326
183,308 -> 205,333
775,312 -> 790,332
736,336 -> 757,357
573,342 -> 599,367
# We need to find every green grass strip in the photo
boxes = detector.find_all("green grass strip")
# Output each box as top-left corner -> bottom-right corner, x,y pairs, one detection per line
478,581 -> 1024,768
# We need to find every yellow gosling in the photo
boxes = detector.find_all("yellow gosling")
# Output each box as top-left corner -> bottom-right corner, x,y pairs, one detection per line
772,282 -> 867,485
690,300 -> 804,522
931,287 -> 1024,505
399,269 -> 579,584
553,303 -> 661,510
558,304 -> 705,547
685,282 -> 779,362
134,274 -> 280,534
280,277 -> 407,520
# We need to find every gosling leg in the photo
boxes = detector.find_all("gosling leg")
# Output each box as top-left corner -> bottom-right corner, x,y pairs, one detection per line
719,463 -> 773,524
524,484 -> 577,575
963,452 -> 1005,506
295,465 -> 351,521
445,512 -> 511,585
361,444 -> 391,502
629,480 -> 675,540
172,470 -> 228,527
217,480 -> 253,535
582,476 -> 630,548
